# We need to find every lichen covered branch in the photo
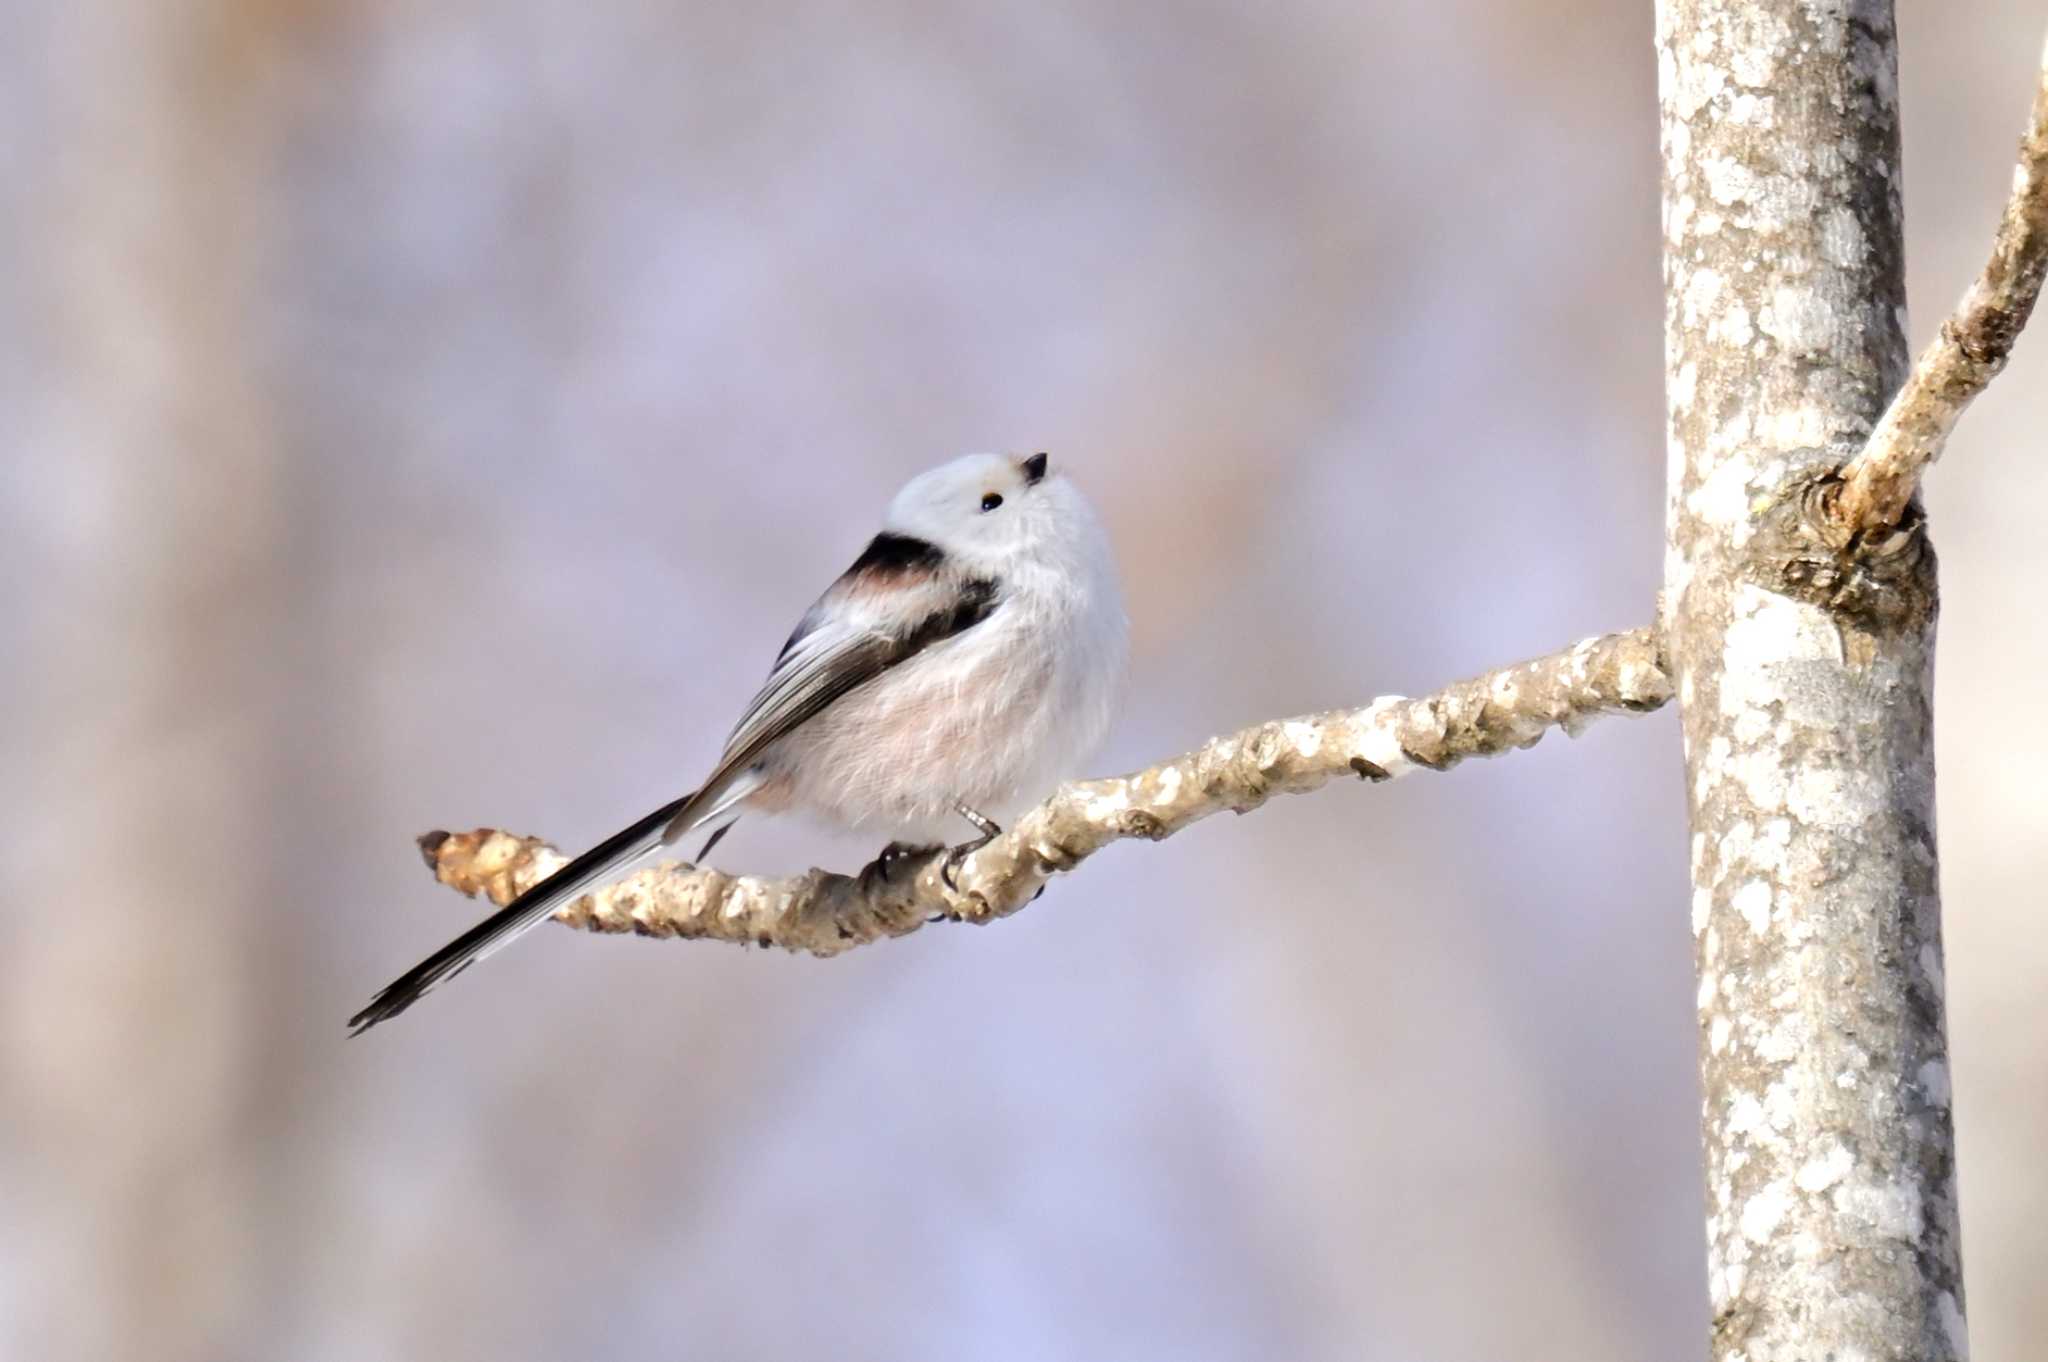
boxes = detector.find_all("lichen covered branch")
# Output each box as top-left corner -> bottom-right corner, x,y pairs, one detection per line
1834,28 -> 2048,532
417,628 -> 1671,956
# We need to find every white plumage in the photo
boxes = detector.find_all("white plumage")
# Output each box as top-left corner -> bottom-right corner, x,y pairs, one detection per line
757,453 -> 1125,839
351,452 -> 1126,1032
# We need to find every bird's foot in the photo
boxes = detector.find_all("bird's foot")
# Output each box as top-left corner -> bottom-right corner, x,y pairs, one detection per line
941,834 -> 999,893
860,840 -> 942,891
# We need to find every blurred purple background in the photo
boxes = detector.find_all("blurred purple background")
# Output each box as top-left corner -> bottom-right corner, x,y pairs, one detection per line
3,3 -> 2042,1358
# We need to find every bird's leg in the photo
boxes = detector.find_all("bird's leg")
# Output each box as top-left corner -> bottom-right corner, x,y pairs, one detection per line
696,822 -> 735,862
942,802 -> 1002,891
953,802 -> 1001,845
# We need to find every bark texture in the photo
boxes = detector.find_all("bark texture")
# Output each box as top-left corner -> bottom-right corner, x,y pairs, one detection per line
1836,32 -> 2048,532
1658,4 -> 1963,1359
415,630 -> 1671,956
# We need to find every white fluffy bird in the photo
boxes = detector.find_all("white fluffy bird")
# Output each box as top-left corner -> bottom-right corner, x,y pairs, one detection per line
350,452 -> 1126,1032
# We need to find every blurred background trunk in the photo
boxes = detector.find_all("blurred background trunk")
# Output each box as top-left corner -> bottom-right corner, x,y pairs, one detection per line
1,4 -> 290,1359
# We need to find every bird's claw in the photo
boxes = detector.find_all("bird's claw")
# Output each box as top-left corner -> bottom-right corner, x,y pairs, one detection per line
940,831 -> 999,894
860,840 -> 942,891
858,823 -> 994,898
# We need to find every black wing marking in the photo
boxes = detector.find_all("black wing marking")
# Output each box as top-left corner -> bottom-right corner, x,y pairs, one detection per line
773,533 -> 946,665
350,546 -> 997,1034
661,572 -> 999,844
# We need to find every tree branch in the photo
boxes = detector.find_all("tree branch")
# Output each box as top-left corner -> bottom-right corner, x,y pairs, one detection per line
1833,26 -> 2048,532
415,628 -> 1671,955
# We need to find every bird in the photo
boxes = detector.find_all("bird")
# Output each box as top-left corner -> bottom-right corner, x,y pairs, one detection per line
349,451 -> 1126,1033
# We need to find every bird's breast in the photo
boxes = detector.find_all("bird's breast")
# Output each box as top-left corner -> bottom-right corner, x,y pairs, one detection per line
767,589 -> 1112,834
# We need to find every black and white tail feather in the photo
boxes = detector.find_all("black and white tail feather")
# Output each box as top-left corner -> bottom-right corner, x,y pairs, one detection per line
349,451 -> 1125,1034
347,791 -> 703,1035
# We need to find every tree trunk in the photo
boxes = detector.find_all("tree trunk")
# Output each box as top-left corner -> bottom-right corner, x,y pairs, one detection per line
0,4 -> 285,1358
1656,4 -> 1966,1359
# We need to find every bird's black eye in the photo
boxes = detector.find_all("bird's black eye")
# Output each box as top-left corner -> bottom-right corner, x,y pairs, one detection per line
980,492 -> 1004,512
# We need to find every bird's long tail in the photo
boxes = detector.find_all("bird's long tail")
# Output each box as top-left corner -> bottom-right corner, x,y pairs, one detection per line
349,782 -> 744,1035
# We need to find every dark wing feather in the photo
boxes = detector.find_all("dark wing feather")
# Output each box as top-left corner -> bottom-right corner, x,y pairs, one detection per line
659,554 -> 998,844
349,536 -> 999,1034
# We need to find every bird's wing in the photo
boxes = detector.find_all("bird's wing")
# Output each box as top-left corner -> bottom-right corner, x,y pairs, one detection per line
660,537 -> 999,842
349,536 -> 999,1035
